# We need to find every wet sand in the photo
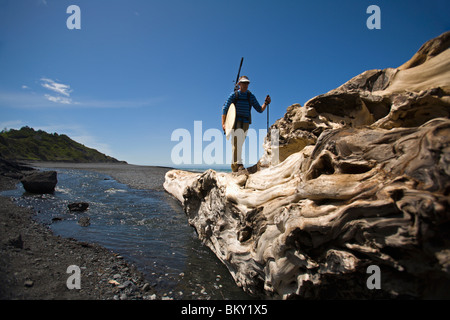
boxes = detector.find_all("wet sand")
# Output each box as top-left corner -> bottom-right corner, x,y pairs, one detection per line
28,162 -> 174,191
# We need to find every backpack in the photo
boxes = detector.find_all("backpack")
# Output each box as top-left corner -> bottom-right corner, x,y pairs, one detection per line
233,90 -> 252,124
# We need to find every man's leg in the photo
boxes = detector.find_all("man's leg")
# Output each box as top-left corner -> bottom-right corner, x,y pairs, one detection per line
231,121 -> 249,172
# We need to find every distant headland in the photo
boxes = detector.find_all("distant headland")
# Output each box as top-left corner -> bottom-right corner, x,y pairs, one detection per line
0,126 -> 126,163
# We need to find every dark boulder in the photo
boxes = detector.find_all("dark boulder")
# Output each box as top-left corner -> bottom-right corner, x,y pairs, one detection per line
21,171 -> 57,194
68,202 -> 89,212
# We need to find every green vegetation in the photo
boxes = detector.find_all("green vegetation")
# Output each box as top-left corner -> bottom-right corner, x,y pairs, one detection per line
0,126 -> 125,163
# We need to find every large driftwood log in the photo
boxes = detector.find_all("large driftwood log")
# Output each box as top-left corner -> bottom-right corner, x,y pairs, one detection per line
164,32 -> 450,299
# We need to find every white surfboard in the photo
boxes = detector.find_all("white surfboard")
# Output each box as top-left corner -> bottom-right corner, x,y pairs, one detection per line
225,103 -> 236,140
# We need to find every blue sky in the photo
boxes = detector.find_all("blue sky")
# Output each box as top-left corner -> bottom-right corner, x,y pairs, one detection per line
0,0 -> 449,167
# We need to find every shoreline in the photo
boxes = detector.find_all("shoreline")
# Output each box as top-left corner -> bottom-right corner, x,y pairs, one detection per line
0,163 -> 163,300
24,161 -> 175,191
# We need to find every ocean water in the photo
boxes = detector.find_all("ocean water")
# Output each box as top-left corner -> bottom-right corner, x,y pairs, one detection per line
175,166 -> 233,173
1,168 -> 253,300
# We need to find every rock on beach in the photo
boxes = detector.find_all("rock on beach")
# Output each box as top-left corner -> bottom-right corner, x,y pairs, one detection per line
78,216 -> 91,227
21,170 -> 57,194
69,202 -> 89,212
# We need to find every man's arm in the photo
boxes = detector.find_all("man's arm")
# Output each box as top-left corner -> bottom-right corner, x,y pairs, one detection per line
250,93 -> 271,113
261,102 -> 267,113
222,93 -> 234,131
222,114 -> 226,132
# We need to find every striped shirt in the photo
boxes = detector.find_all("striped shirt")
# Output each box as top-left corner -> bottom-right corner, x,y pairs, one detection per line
222,90 -> 263,123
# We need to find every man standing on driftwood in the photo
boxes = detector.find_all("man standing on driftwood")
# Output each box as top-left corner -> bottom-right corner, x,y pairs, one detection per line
222,76 -> 271,172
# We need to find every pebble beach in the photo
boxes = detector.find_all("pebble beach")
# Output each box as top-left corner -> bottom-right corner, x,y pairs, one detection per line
0,161 -> 251,301
0,162 -> 173,300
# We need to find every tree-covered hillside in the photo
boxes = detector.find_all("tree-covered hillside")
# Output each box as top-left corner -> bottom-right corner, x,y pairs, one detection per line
0,126 -> 125,163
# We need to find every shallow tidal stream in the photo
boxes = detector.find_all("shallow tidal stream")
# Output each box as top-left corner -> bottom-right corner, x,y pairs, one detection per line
1,168 -> 253,300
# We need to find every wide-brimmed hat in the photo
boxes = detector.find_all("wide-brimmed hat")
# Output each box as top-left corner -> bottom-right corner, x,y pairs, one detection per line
238,76 -> 250,83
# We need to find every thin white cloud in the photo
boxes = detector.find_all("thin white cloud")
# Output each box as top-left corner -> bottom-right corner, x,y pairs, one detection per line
44,94 -> 73,105
40,78 -> 72,97
0,91 -> 50,108
0,76 -> 166,109
0,89 -> 165,109
77,97 -> 165,109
